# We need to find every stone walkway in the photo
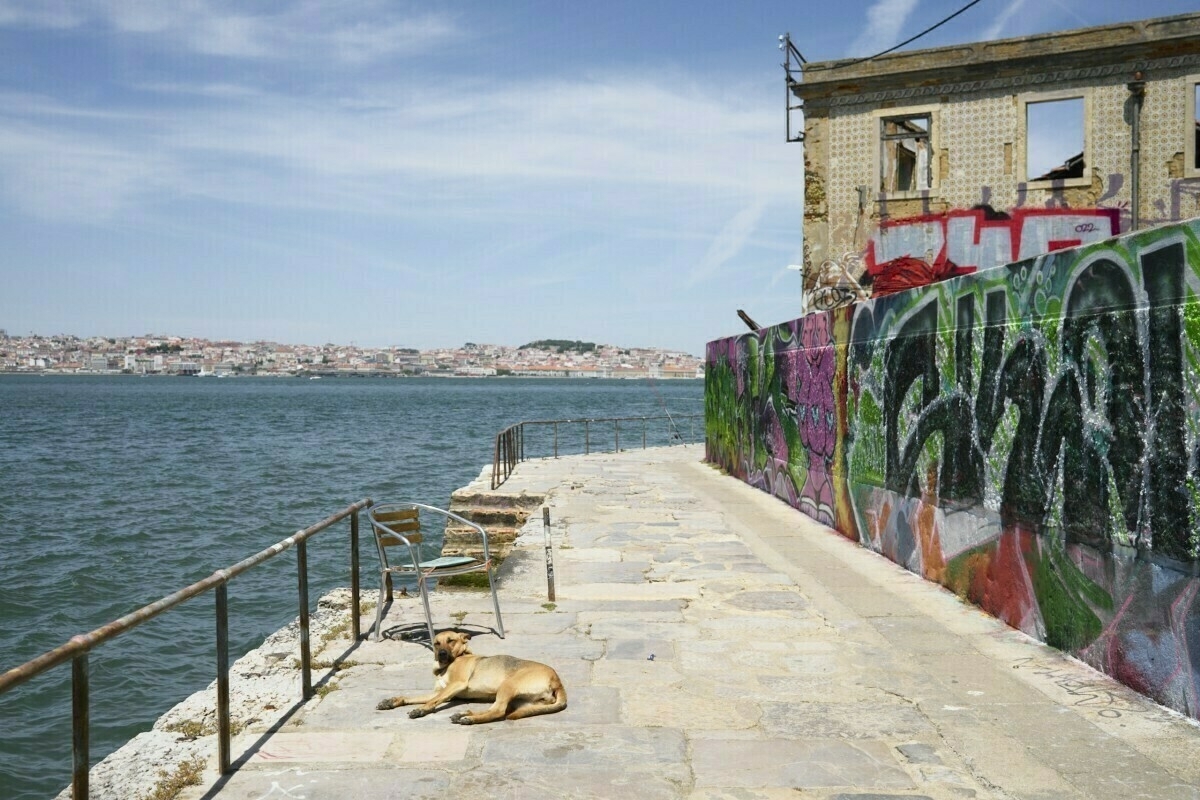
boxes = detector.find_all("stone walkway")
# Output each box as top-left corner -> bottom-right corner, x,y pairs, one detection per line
179,444 -> 1200,800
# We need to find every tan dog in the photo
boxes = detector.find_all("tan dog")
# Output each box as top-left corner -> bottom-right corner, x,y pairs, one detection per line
376,630 -> 567,724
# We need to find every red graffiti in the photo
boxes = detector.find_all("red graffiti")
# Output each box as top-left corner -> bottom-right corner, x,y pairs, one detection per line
865,207 -> 1120,280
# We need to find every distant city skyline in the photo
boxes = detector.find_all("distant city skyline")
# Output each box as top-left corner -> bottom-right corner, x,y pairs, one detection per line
0,329 -> 698,357
1,329 -> 704,377
1,1 -> 1192,353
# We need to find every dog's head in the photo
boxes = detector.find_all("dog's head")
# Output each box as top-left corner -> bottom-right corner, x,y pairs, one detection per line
431,630 -> 471,674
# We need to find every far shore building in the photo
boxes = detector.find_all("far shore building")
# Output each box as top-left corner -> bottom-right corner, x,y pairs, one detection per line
789,12 -> 1200,310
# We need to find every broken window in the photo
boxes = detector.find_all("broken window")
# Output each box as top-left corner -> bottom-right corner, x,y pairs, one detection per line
1026,96 -> 1085,182
879,114 -> 932,193
1193,82 -> 1199,170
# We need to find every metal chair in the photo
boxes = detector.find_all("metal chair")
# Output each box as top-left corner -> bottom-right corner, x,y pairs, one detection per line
367,501 -> 504,643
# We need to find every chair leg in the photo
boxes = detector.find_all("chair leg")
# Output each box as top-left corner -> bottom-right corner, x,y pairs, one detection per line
418,575 -> 436,645
373,573 -> 388,642
487,566 -> 505,639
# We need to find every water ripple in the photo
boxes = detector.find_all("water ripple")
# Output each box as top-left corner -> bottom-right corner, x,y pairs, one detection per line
0,375 -> 701,800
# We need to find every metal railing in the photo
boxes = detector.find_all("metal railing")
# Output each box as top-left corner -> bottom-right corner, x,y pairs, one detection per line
0,498 -> 373,800
491,413 -> 702,489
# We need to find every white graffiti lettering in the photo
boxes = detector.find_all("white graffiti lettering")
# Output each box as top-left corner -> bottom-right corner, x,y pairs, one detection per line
867,208 -> 1119,273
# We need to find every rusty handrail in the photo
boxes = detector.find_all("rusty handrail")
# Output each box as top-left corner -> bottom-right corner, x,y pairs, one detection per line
491,413 -> 702,489
0,497 -> 373,800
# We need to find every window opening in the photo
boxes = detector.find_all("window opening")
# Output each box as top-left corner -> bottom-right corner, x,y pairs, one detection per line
880,114 -> 931,193
1193,83 -> 1199,170
1026,97 -> 1084,181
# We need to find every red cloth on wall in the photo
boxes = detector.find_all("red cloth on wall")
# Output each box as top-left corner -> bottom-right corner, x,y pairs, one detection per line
871,256 -> 971,297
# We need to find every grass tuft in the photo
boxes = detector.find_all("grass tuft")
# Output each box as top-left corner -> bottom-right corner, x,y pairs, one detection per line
163,717 -> 245,740
438,572 -> 493,589
137,757 -> 206,800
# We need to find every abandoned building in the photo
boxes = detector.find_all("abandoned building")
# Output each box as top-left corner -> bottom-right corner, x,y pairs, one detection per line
789,12 -> 1200,310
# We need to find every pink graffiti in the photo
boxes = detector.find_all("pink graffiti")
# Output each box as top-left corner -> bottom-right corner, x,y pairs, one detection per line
865,207 -> 1120,274
794,313 -> 836,525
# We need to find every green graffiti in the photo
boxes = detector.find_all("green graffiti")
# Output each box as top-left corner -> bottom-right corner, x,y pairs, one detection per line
851,391 -> 885,486
1031,543 -> 1111,651
747,336 -> 761,401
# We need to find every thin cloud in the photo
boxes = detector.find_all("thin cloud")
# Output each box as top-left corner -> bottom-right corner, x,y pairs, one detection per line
848,0 -> 920,58
129,82 -> 265,100
0,74 -> 794,225
687,201 -> 769,287
0,0 -> 83,28
0,0 -> 460,63
0,123 -> 176,222
981,0 -> 1027,40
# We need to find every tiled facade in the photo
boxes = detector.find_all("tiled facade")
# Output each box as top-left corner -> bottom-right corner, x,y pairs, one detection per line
793,13 -> 1200,309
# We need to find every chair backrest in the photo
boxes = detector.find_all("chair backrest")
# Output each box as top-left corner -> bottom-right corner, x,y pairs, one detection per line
370,505 -> 423,568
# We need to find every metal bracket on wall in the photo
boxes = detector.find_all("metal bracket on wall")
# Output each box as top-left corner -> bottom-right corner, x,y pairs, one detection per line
779,32 -> 806,143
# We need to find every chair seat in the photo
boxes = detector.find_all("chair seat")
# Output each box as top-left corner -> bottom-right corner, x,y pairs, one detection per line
368,501 -> 504,642
417,555 -> 479,570
383,555 -> 481,573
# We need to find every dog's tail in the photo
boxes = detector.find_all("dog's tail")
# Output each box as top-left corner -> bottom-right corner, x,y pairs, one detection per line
506,677 -> 567,720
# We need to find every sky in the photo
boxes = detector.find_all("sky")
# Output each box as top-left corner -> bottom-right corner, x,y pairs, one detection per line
1,0 -> 1195,355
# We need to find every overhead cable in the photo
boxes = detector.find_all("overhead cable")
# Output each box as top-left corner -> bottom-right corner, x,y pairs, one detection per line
803,0 -> 987,74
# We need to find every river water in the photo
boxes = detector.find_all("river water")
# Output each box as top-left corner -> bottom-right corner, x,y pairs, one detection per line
0,375 -> 703,799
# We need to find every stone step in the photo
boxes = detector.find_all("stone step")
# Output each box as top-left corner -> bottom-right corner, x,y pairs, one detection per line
443,525 -> 519,544
442,490 -> 544,562
448,488 -> 545,510
446,506 -> 534,527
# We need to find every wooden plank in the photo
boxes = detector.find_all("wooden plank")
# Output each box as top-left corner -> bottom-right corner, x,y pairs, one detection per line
378,531 -> 423,546
372,507 -> 421,540
372,508 -> 419,524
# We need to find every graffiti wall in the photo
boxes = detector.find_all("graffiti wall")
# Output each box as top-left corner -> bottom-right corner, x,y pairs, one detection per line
706,217 -> 1200,720
866,207 -> 1121,274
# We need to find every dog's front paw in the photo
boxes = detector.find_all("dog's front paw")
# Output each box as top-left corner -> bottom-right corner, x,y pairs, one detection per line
376,697 -> 401,711
407,708 -> 429,719
450,712 -> 474,725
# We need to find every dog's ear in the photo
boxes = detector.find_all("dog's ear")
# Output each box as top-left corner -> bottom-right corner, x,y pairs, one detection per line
451,631 -> 472,657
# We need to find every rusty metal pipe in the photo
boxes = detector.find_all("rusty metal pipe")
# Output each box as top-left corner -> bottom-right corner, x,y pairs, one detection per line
297,539 -> 312,700
350,509 -> 361,642
71,653 -> 89,800
1128,76 -> 1145,231
489,414 -> 703,489
0,499 -> 370,695
215,582 -> 230,773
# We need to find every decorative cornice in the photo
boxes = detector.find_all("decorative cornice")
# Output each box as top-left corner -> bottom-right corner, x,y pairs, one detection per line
803,54 -> 1200,110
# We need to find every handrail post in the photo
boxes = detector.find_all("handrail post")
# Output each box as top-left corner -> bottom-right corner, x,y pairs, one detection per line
71,652 -> 89,800
553,422 -> 559,458
496,434 -> 503,489
543,507 -> 555,602
498,433 -> 506,488
297,539 -> 312,700
614,419 -> 620,452
350,510 -> 361,642
585,420 -> 590,454
215,582 -> 231,774
642,417 -> 647,448
491,437 -> 500,489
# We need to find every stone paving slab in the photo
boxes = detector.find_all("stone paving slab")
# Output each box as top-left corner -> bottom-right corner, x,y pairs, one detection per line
691,737 -> 915,790
135,444 -> 1200,800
